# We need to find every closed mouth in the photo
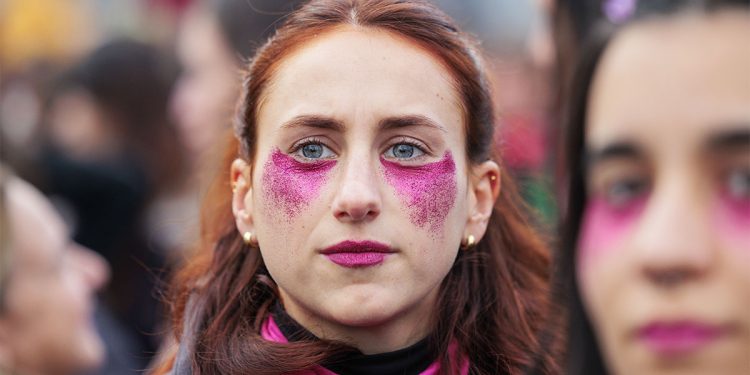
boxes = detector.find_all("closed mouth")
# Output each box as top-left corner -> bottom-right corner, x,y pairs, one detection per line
636,320 -> 730,356
320,240 -> 395,267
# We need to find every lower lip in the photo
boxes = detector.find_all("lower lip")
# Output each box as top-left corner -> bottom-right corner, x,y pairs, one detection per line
638,323 -> 725,356
325,252 -> 387,267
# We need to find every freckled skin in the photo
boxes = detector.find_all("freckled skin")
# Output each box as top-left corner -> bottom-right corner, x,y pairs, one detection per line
380,152 -> 457,234
262,149 -> 336,221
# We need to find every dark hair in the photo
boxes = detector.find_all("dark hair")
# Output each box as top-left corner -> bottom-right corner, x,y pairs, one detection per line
549,1 -> 750,374
53,38 -> 184,190
208,0 -> 304,61
157,1 -> 556,374
0,164 -> 12,313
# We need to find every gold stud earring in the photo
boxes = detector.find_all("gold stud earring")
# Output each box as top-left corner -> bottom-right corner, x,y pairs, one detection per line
242,231 -> 254,245
461,234 -> 476,250
490,175 -> 497,181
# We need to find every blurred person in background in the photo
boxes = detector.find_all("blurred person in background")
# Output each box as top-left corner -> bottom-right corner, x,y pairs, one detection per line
171,0 -> 302,165
434,0 -> 559,226
159,0 -> 302,254
0,164 -> 109,375
19,39 -> 183,372
539,0 -> 750,374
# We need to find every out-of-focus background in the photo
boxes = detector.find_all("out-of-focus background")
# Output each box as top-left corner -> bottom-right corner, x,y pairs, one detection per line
0,0 -> 591,373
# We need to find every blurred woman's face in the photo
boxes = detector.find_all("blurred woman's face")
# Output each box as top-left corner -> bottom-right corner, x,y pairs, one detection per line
0,179 -> 109,375
578,12 -> 750,375
171,8 -> 239,159
231,28 -> 497,353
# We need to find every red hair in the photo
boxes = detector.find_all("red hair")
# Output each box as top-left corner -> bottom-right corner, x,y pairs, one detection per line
154,1 -> 558,374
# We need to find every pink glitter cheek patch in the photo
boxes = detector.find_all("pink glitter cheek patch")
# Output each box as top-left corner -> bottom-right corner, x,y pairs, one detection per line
578,196 -> 645,267
380,152 -> 457,233
261,149 -> 335,221
714,195 -> 750,251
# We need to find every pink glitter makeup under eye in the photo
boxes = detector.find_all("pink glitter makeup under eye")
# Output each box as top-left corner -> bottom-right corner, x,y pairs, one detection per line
262,149 -> 336,220
578,196 -> 646,266
714,192 -> 750,250
380,152 -> 457,233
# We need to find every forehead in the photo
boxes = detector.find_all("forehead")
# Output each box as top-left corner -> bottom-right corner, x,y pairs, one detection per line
586,11 -> 750,150
6,179 -> 66,267
257,27 -> 464,136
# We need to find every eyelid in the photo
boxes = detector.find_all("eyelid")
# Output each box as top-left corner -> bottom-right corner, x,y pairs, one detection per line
382,136 -> 432,156
290,137 -> 337,154
289,137 -> 338,161
586,160 -> 649,195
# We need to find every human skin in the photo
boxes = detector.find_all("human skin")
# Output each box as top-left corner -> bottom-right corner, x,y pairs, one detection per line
230,27 -> 499,354
0,178 -> 109,375
170,6 -> 240,159
578,11 -> 750,375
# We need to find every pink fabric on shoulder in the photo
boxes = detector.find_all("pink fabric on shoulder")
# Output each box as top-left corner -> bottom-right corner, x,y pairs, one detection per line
260,316 -> 469,375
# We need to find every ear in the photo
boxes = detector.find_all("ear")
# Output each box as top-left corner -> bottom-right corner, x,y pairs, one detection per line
230,158 -> 255,238
464,160 -> 501,244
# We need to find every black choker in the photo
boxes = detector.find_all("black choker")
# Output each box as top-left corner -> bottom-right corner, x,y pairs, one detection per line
271,302 -> 436,375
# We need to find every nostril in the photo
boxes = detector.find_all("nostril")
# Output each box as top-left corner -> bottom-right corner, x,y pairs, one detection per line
337,205 -> 378,222
331,176 -> 382,222
644,267 -> 701,288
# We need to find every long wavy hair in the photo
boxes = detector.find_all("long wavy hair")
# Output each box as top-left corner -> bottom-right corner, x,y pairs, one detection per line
541,1 -> 750,374
154,1 -> 556,374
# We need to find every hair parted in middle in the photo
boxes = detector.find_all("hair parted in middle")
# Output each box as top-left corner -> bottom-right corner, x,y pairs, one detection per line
159,1 -> 558,374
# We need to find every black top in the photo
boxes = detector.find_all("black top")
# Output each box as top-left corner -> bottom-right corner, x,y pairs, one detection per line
271,303 -> 437,375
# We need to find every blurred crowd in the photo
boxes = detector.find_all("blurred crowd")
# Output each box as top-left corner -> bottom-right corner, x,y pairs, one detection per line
1,0 -> 747,374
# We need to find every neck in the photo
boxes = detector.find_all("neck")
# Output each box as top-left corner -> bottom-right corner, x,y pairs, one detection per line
279,288 -> 439,354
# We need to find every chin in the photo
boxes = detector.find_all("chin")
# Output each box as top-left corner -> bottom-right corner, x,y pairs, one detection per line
70,331 -> 107,373
325,293 -> 408,327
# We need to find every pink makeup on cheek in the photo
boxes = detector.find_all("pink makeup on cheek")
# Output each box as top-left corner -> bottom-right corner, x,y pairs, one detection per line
380,152 -> 457,233
578,196 -> 646,266
713,193 -> 750,251
261,149 -> 336,220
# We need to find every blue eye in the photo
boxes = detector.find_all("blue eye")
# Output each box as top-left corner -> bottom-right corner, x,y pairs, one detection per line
605,178 -> 648,207
387,143 -> 424,160
727,167 -> 750,200
296,142 -> 334,159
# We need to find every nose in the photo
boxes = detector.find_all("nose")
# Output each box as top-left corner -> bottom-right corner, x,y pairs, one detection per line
331,155 -> 382,223
71,244 -> 111,292
631,181 -> 716,288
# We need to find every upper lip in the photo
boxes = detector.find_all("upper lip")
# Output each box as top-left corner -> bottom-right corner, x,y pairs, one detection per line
635,320 -> 731,339
320,240 -> 396,254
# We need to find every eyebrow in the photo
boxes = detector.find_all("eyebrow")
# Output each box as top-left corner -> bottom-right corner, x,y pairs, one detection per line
279,114 -> 448,133
378,115 -> 448,133
705,127 -> 750,153
280,115 -> 345,132
584,141 -> 643,169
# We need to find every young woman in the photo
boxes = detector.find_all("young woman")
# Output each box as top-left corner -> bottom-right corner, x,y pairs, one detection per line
0,165 -> 110,375
552,0 -> 750,374
155,1 -> 555,374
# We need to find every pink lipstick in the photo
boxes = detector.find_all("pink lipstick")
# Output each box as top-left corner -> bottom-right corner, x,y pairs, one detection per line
320,240 -> 395,268
637,321 -> 727,356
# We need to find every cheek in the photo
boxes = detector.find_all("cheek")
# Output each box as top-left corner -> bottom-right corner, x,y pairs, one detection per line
380,152 -> 457,234
577,196 -> 646,270
713,194 -> 750,255
261,149 -> 335,221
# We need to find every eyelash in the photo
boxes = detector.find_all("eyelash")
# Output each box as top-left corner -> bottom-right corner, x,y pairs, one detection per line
290,137 -> 332,155
384,138 -> 430,158
292,137 -> 323,149
289,137 -> 431,159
